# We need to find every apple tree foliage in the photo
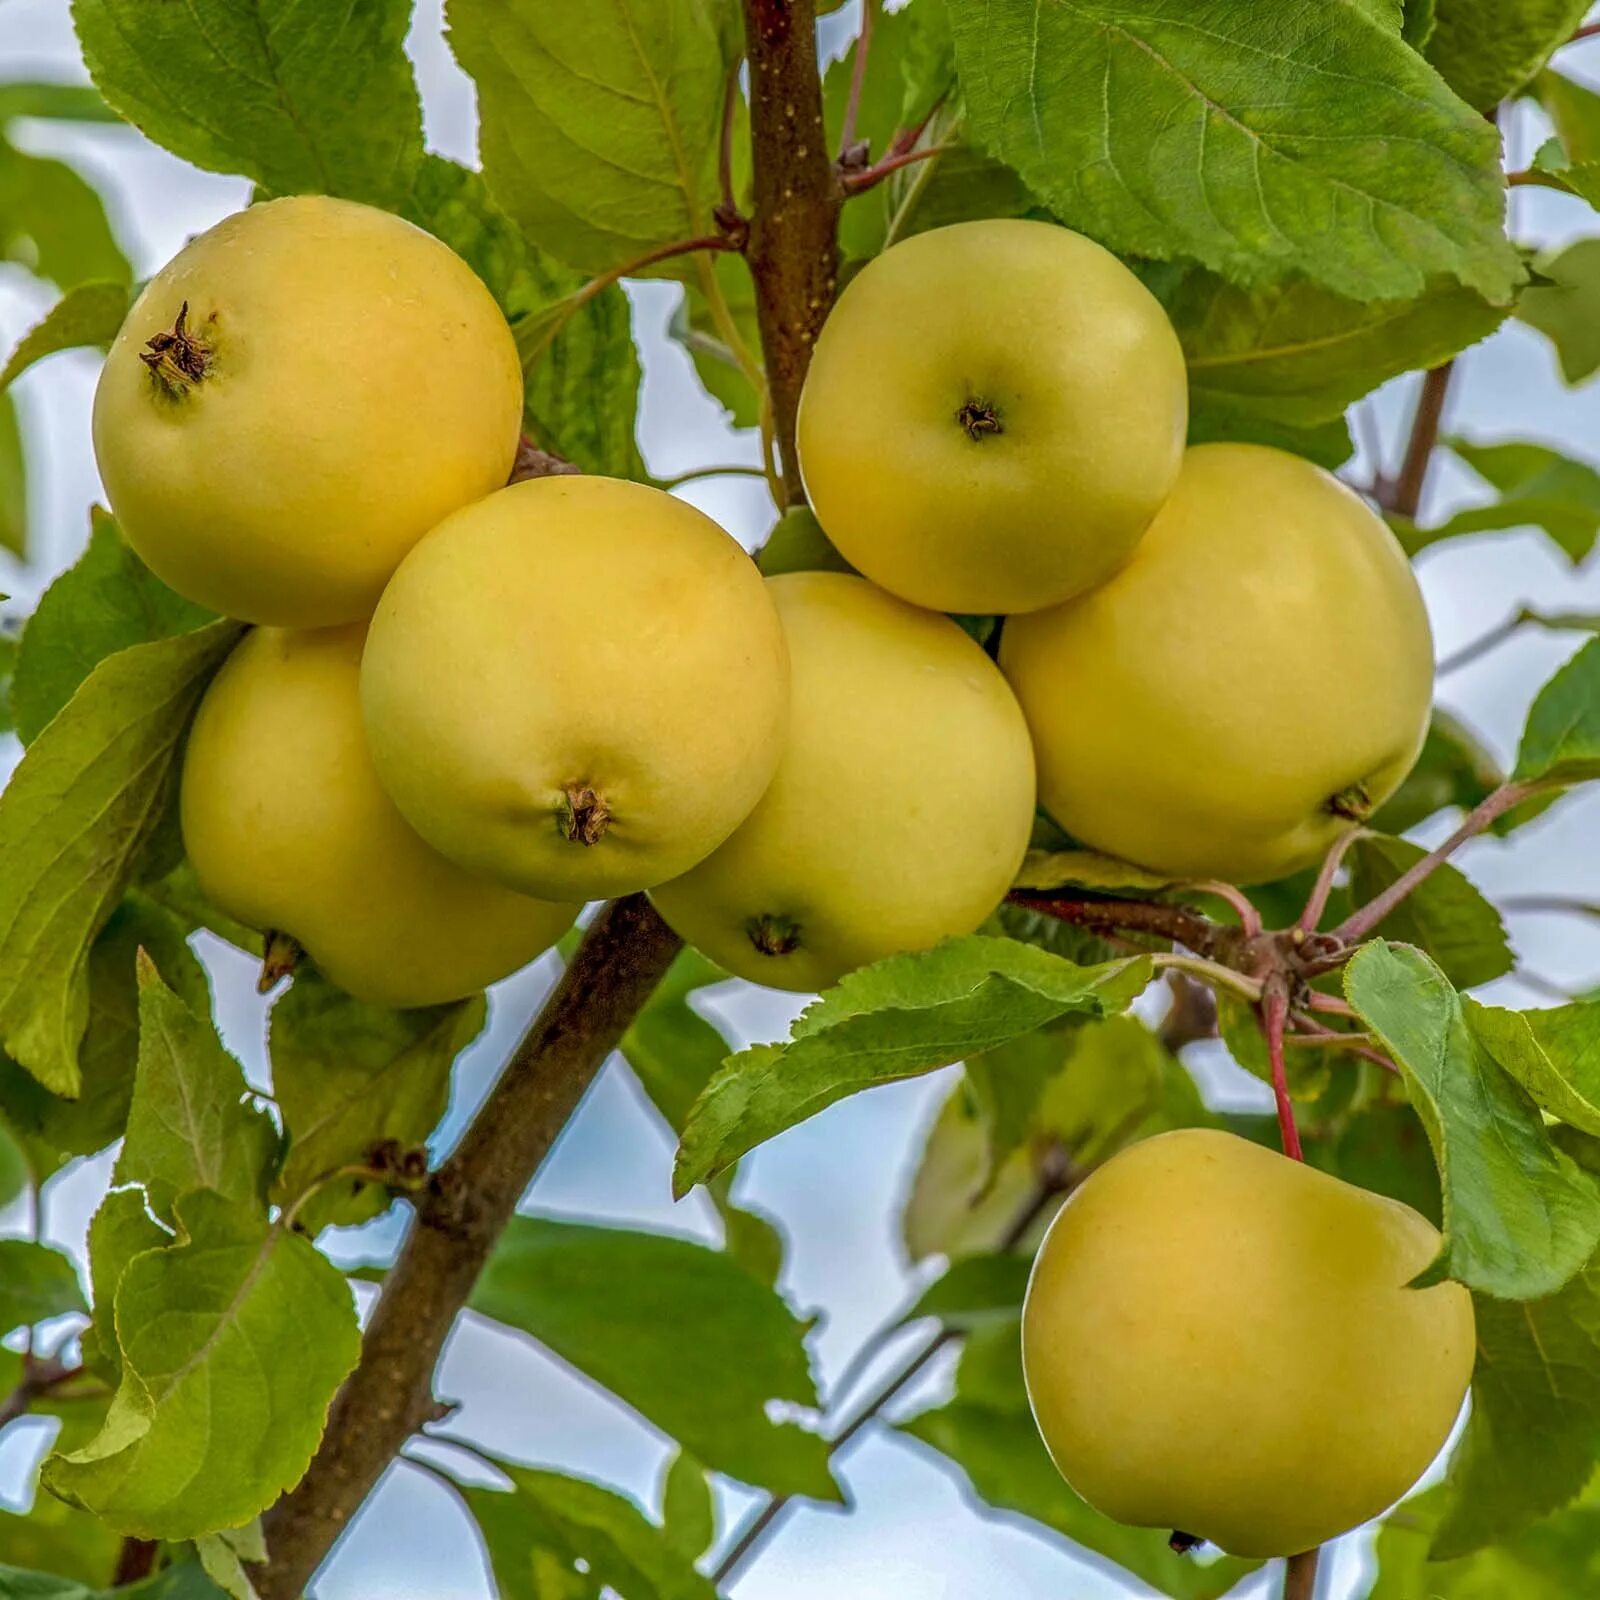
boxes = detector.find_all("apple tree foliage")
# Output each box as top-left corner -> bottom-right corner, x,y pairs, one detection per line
1,1 -> 1600,1597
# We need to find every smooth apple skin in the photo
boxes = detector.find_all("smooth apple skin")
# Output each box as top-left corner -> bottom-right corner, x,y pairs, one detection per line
360,476 -> 791,902
94,194 -> 522,626
649,572 -> 1036,992
796,218 -> 1187,615
1022,1128 -> 1475,1559
1000,442 -> 1434,884
181,624 -> 576,1007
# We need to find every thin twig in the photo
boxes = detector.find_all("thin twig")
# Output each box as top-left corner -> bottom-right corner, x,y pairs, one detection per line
1437,614 -> 1524,676
1385,362 -> 1455,518
719,59 -> 743,221
1263,984 -> 1303,1161
1329,781 -> 1543,948
1007,891 -> 1241,964
655,463 -> 767,491
841,142 -> 957,193
1152,951 -> 1264,1004
1302,992 -> 1357,1020
1283,1547 -> 1321,1600
1297,828 -> 1364,934
1570,19 -> 1600,42
838,0 -> 877,157
0,1353 -> 77,1429
1500,895 -> 1600,919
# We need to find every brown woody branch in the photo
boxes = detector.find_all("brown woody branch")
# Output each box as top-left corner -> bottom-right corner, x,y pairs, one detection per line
255,898 -> 683,1599
1007,890 -> 1246,965
1381,361 -> 1454,518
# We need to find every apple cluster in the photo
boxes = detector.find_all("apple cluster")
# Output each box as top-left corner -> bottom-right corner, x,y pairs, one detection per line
93,197 -> 1466,1561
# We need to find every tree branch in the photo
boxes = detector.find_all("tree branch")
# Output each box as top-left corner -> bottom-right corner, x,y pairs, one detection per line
1007,890 -> 1243,964
1384,362 -> 1454,518
256,897 -> 682,1600
740,0 -> 841,488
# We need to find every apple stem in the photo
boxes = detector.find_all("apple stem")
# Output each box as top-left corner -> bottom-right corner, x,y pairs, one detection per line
1283,1547 -> 1321,1600
1296,828 -> 1364,933
1182,879 -> 1262,937
1263,982 -> 1304,1161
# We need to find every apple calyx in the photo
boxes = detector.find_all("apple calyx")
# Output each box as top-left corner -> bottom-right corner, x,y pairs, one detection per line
140,301 -> 213,395
746,913 -> 802,956
955,397 -> 1003,440
1168,1531 -> 1204,1556
257,928 -> 304,994
562,784 -> 612,847
1326,780 -> 1374,822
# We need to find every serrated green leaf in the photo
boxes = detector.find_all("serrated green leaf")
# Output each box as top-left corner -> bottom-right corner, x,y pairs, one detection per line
269,976 -> 485,1233
446,0 -> 739,275
1515,636 -> 1600,784
461,1456 -> 718,1600
43,1190 -> 360,1540
1371,1479 -> 1600,1598
1348,835 -> 1512,988
1011,849 -> 1177,893
0,282 -> 128,392
1406,439 -> 1600,564
755,507 -> 855,577
70,0 -> 422,207
1345,941 -> 1600,1299
1169,270 -> 1507,439
113,958 -> 278,1225
0,1240 -> 85,1337
1431,1260 -> 1600,1556
618,947 -> 731,1133
13,511 -> 214,746
1518,239 -> 1600,387
1185,405 -> 1354,470
669,253 -> 762,428
1372,708 -> 1503,835
0,619 -> 241,1094
948,0 -> 1518,303
194,1524 -> 261,1600
470,1216 -> 838,1501
674,938 -> 1151,1193
1426,0 -> 1588,110
84,1186 -> 168,1384
0,892 -> 212,1182
659,1450 -> 714,1563
1468,998 -> 1600,1137
0,136 -> 128,289
900,1323 -> 1259,1599
0,393 -> 25,560
901,1252 -> 1032,1330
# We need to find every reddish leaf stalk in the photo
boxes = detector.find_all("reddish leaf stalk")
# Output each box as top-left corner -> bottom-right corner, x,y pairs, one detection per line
1263,984 -> 1303,1161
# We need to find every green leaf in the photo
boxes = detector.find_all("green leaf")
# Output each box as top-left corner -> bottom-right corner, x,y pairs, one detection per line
114,956 -> 278,1225
1514,636 -> 1600,785
674,938 -> 1151,1194
900,1323 -> 1259,1599
1348,835 -> 1512,988
1184,407 -> 1354,471
1170,270 -> 1507,438
194,1523 -> 263,1600
901,1252 -> 1032,1331
446,0 -> 739,275
0,393 -> 25,560
0,1489 -> 122,1588
1011,850 -> 1177,893
462,1457 -> 719,1600
1372,708 -> 1502,835
1427,1259 -> 1600,1555
0,136 -> 128,288
471,1215 -> 837,1501
948,0 -> 1518,303
1371,1480 -> 1600,1598
618,947 -> 731,1133
269,976 -> 485,1233
44,1190 -> 361,1540
659,1450 -> 714,1563
0,892 -> 212,1182
0,282 -> 129,392
13,511 -> 214,746
84,1186 -> 168,1383
0,84 -> 118,125
1345,941 -> 1600,1299
71,0 -> 422,207
1425,0 -> 1588,109
668,253 -> 762,428
0,619 -> 241,1093
1468,998 -> 1600,1137
0,1240 -> 85,1336
1518,239 -> 1600,387
755,507 -> 855,577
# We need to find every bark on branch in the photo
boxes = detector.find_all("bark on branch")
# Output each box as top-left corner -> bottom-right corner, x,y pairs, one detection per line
255,897 -> 683,1599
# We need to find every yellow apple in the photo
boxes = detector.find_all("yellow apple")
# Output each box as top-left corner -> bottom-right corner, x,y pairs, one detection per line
1000,443 -> 1433,883
648,573 -> 1035,991
94,194 -> 522,626
795,218 -> 1187,614
360,476 -> 790,902
1023,1128 -> 1474,1558
181,625 -> 575,1007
